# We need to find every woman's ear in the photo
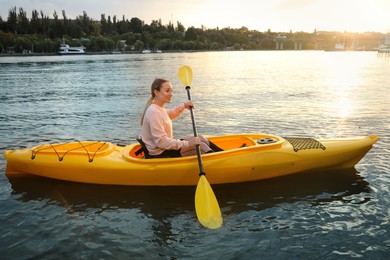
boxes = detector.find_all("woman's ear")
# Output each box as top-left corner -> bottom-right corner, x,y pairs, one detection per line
153,88 -> 159,97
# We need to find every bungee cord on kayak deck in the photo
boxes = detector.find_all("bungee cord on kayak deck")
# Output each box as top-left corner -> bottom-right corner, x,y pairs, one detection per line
284,137 -> 326,152
31,141 -> 107,162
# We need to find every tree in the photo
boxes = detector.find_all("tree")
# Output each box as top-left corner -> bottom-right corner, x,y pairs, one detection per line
142,31 -> 152,48
185,27 -> 198,41
121,32 -> 134,45
100,14 -> 107,35
38,10 -> 50,37
134,39 -> 144,50
30,10 -> 40,34
176,21 -> 185,32
62,10 -> 68,36
167,21 -> 174,32
76,11 -> 92,36
155,38 -> 171,50
130,17 -> 143,33
50,10 -> 63,38
17,7 -> 29,34
7,7 -> 17,34
0,30 -> 13,52
91,22 -> 101,36
106,15 -> 113,35
0,16 -> 6,32
116,15 -> 129,35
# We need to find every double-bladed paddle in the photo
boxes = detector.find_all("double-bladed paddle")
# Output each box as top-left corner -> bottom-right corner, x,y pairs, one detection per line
178,65 -> 223,229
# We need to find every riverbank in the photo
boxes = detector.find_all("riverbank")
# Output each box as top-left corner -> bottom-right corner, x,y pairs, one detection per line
1,48 -> 382,58
0,50 -> 142,57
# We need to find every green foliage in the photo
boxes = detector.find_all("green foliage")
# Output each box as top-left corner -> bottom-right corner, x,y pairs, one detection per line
0,6 -> 387,54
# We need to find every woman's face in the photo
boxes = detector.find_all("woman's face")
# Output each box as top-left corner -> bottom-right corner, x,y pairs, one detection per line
155,81 -> 173,104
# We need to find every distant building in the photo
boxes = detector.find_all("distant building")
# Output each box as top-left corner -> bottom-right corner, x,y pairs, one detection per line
274,34 -> 286,50
378,32 -> 390,56
384,33 -> 390,46
335,43 -> 345,50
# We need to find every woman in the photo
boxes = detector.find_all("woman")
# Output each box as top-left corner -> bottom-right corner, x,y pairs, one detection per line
140,78 -> 217,158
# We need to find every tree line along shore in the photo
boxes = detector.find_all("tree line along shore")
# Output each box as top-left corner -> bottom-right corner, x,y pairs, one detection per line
0,6 -> 387,55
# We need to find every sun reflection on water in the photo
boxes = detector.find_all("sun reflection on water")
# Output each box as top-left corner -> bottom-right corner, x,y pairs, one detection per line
322,53 -> 372,118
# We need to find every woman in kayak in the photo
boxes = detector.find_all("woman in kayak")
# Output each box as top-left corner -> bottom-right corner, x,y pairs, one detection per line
140,78 -> 219,158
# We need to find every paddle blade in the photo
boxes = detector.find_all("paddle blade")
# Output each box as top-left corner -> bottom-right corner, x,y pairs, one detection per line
195,175 -> 223,229
178,65 -> 193,86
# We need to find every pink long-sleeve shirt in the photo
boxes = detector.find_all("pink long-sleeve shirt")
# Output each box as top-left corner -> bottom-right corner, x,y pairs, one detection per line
140,103 -> 187,156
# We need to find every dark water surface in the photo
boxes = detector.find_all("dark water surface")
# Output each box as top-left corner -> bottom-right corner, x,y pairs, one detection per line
1,51 -> 389,259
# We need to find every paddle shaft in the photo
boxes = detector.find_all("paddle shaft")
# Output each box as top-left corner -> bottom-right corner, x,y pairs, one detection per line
185,86 -> 205,175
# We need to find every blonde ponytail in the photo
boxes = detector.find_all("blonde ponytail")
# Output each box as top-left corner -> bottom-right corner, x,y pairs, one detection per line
140,97 -> 153,126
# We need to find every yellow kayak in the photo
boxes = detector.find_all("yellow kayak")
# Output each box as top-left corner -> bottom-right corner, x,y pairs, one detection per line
4,134 -> 379,186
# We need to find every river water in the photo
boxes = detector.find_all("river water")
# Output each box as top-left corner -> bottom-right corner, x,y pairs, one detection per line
0,51 -> 389,259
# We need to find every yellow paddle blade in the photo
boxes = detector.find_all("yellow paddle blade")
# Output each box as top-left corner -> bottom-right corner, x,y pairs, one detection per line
195,175 -> 223,229
178,65 -> 193,86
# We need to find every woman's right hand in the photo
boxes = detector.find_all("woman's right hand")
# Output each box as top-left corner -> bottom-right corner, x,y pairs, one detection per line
184,101 -> 194,109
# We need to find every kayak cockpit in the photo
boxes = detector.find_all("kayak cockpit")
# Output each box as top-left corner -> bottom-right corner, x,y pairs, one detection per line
125,134 -> 284,160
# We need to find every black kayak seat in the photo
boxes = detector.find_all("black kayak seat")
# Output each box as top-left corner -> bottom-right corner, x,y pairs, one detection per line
135,138 -> 151,159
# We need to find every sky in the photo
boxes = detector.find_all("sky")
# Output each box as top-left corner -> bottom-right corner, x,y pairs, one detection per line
1,0 -> 390,33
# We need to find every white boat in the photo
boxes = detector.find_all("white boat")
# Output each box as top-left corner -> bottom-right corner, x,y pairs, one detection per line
141,49 -> 151,54
378,44 -> 390,52
58,44 -> 86,55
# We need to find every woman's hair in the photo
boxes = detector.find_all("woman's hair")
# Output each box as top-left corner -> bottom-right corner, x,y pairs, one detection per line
140,78 -> 170,125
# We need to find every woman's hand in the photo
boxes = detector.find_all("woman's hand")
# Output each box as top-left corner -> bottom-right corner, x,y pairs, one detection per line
185,136 -> 201,148
184,101 -> 194,109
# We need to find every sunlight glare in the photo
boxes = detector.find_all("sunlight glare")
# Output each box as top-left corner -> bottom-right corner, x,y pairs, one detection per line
323,54 -> 365,118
